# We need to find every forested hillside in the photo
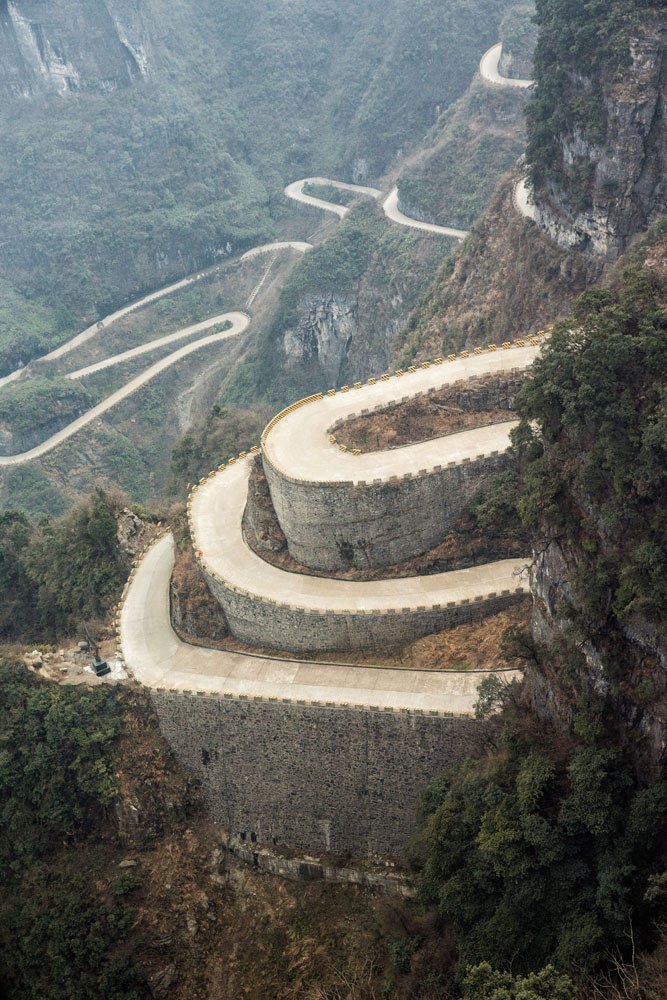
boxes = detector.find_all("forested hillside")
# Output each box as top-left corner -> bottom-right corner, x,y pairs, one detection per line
0,0 -> 511,377
395,3 -> 534,229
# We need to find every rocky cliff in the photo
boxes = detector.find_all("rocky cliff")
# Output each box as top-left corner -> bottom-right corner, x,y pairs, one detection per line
516,224 -> 667,773
498,3 -> 537,81
395,175 -> 602,363
527,2 -> 666,261
227,202 -> 451,408
528,536 -> 667,773
0,0 -> 150,98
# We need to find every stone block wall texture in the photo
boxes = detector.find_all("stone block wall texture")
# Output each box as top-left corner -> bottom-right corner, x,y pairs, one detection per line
202,566 -> 524,652
262,373 -> 526,571
150,691 -> 482,857
263,452 -> 509,572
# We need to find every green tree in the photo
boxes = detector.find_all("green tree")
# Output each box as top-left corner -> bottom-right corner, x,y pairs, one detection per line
464,962 -> 576,999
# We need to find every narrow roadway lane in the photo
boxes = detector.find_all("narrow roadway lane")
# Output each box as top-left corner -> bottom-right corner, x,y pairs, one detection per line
0,313 -> 249,466
121,533 -> 516,713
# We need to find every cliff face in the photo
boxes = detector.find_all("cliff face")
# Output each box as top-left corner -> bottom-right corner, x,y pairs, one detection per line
0,0 -> 150,98
498,3 -> 537,81
515,226 -> 667,772
528,538 -> 667,772
280,285 -> 409,389
528,4 -> 667,261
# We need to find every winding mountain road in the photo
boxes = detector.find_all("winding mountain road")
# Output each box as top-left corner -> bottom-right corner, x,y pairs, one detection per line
112,37 -> 544,705
120,533 -> 501,712
479,43 -> 536,222
0,268 -> 219,391
65,311 -> 243,381
190,458 -> 528,616
0,313 -> 249,467
262,343 -> 540,486
1,37 -> 536,471
240,241 -> 313,261
479,42 -> 533,88
184,340 -> 539,648
285,178 -> 470,240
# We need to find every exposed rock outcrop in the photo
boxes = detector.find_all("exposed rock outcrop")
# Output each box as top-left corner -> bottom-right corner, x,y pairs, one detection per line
170,539 -> 230,644
498,3 -> 537,82
532,10 -> 667,260
528,538 -> 667,773
0,0 -> 150,99
282,296 -> 357,386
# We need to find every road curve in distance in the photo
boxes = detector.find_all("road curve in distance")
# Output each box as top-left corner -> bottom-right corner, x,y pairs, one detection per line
479,42 -> 533,88
65,311 -> 244,381
286,177 -> 469,239
0,270 -> 217,390
285,177 -> 383,218
383,188 -> 469,240
241,241 -> 313,261
513,176 -> 537,221
0,312 -> 250,467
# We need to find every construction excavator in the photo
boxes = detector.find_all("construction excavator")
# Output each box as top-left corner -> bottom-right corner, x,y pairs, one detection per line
83,624 -> 111,677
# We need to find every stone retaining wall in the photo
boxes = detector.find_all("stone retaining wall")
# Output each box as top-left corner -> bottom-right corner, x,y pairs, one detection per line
223,840 -> 415,897
150,690 -> 482,857
262,372 -> 525,571
263,448 -> 510,571
201,565 -> 524,652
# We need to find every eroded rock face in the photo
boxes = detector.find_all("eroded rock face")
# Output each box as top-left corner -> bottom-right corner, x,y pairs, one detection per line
534,17 -> 667,261
0,0 -> 151,99
116,508 -> 149,558
528,539 -> 667,771
282,296 -> 357,384
242,456 -> 286,556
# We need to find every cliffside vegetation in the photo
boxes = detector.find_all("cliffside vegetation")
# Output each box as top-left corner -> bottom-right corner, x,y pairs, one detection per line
526,0 -> 660,209
395,2 -> 534,228
0,0 -> 512,378
408,223 -> 667,995
170,405 -> 268,486
394,176 -> 600,364
498,3 -> 538,78
225,200 -> 452,408
516,221 -> 667,626
396,80 -> 526,230
0,377 -> 93,450
411,691 -> 666,980
0,492 -> 128,641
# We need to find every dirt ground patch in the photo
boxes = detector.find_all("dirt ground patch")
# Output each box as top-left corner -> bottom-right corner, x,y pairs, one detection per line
334,371 -> 526,453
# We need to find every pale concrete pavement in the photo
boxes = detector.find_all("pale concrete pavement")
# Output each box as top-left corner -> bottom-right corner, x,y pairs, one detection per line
263,342 -> 541,485
285,177 -> 469,239
382,188 -> 469,240
284,178 -> 382,218
241,241 -> 313,260
189,457 -> 529,614
513,176 -> 537,221
479,42 -> 533,88
120,533 -> 517,713
0,313 -> 249,466
65,311 -> 247,380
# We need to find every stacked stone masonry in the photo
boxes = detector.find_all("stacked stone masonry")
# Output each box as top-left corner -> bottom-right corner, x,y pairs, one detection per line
263,449 -> 508,571
202,568 -> 524,652
262,371 -> 527,571
150,690 -> 481,857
